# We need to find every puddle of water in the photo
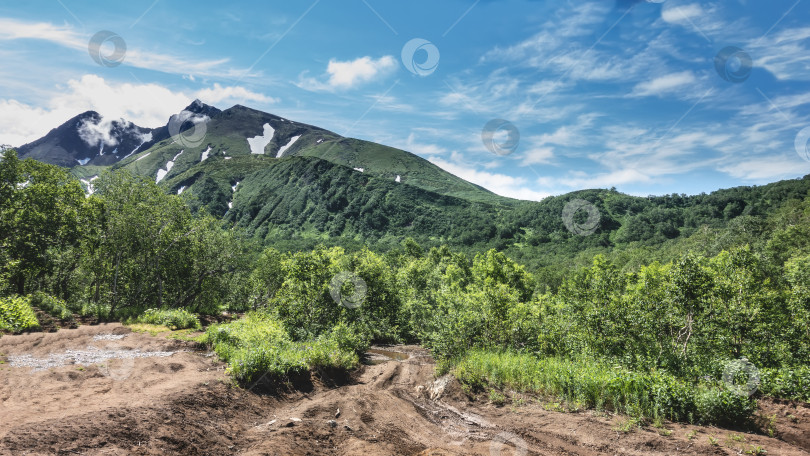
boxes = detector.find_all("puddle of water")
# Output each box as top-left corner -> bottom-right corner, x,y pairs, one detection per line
8,347 -> 177,371
367,348 -> 409,361
93,334 -> 126,341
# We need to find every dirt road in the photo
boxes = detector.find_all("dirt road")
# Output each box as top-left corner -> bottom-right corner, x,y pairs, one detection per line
1,325 -> 808,455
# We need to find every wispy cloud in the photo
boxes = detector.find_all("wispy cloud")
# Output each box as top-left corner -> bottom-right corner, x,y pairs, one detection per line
631,71 -> 698,97
0,17 -> 254,79
749,27 -> 810,81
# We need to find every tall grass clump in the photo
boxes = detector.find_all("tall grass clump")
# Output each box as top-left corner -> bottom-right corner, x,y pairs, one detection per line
132,308 -> 201,330
0,296 -> 40,332
453,350 -> 757,426
201,313 -> 360,385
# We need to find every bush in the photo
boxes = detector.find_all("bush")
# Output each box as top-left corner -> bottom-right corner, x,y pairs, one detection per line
201,313 -> 359,385
29,292 -> 73,320
0,296 -> 40,332
79,301 -> 111,320
134,308 -> 201,330
694,388 -> 758,427
452,350 -> 757,426
759,366 -> 810,402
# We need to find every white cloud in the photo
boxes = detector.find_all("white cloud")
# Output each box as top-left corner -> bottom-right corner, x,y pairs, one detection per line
631,71 -> 697,97
660,3 -> 726,39
0,74 -> 273,146
402,133 -> 448,156
719,156 -> 809,180
521,147 -> 555,166
428,156 -> 551,201
750,27 -> 810,81
0,17 -> 252,79
555,169 -> 653,189
297,56 -> 397,91
661,4 -> 704,24
195,83 -> 278,105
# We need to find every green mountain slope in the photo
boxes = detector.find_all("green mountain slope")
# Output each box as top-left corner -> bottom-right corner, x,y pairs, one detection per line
104,104 -> 509,206
159,154 -> 505,246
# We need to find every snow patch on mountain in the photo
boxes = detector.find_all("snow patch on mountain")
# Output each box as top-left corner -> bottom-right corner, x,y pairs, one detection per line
277,135 -> 301,158
177,186 -> 186,195
136,152 -> 151,161
76,158 -> 91,166
200,146 -> 211,162
353,167 -> 364,173
247,123 -> 275,155
395,175 -> 401,183
124,132 -> 153,159
156,150 -> 184,183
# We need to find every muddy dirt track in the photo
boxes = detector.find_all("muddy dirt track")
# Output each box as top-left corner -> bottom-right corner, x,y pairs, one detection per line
1,325 -> 809,455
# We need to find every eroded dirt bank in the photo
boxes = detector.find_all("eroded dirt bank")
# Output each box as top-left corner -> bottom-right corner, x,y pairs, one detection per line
1,325 -> 808,455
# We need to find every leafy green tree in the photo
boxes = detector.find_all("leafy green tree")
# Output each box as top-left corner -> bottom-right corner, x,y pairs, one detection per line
83,170 -> 245,316
0,150 -> 86,295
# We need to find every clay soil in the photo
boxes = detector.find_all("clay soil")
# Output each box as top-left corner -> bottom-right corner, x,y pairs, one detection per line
1,325 -> 809,455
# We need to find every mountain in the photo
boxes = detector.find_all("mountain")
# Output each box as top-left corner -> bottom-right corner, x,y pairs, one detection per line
18,100 -> 810,258
16,100 -> 220,168
102,104 -> 508,206
12,100 -> 512,246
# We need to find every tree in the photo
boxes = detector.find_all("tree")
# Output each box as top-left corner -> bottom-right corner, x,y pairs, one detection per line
0,150 -> 86,295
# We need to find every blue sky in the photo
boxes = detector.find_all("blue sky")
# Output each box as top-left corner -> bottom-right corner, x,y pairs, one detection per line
1,0 -> 809,200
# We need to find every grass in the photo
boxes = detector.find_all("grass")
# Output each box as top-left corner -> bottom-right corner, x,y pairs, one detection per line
200,312 -> 360,385
614,417 -> 643,433
126,323 -> 172,335
452,350 -> 758,426
489,389 -> 507,406
132,308 -> 201,330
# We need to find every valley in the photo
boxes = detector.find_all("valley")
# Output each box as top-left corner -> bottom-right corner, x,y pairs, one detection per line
3,98 -> 810,454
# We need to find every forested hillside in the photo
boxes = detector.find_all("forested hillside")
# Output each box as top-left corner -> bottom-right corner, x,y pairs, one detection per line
2,147 -> 809,430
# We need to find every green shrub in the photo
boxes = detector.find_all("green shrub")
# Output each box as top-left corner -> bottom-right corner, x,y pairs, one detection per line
201,313 -> 359,385
134,308 -> 201,330
29,292 -> 73,320
694,388 -> 757,427
0,296 -> 40,332
759,366 -> 810,402
452,350 -> 757,426
79,301 -> 111,320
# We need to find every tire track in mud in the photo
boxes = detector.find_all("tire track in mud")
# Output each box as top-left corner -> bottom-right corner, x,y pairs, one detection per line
2,329 -> 809,455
